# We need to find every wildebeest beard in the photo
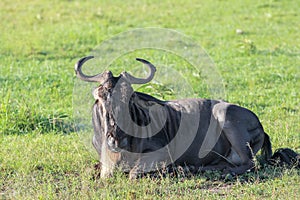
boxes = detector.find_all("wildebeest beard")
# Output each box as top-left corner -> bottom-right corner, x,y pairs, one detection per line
95,79 -> 181,154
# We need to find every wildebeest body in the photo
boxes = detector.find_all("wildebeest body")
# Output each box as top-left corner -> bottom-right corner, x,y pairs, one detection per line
92,86 -> 268,178
75,56 -> 299,179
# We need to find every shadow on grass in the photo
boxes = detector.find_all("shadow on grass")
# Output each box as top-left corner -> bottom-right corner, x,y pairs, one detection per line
256,48 -> 300,57
0,93 -> 78,134
0,111 -> 77,135
90,158 -> 300,188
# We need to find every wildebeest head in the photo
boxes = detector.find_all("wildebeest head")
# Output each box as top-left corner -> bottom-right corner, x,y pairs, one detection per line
75,56 -> 156,155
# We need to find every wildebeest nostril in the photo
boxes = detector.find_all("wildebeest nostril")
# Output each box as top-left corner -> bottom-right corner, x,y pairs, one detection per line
107,136 -> 115,147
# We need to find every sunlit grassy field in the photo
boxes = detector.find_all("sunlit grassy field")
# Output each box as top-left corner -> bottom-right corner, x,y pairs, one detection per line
0,0 -> 299,199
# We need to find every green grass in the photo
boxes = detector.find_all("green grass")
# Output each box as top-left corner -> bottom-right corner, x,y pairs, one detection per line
1,0 -> 299,199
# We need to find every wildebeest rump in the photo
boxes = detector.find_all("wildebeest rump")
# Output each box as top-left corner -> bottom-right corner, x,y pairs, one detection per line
75,56 -> 299,179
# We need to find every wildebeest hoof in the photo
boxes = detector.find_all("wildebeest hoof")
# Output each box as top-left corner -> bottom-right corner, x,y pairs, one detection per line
129,167 -> 140,180
222,173 -> 235,181
129,172 -> 138,180
221,168 -> 237,179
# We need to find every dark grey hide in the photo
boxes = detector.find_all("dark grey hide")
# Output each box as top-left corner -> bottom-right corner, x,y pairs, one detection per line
75,56 -> 299,179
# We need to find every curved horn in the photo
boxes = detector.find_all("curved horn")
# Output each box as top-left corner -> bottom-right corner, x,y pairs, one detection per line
123,58 -> 156,84
75,56 -> 108,83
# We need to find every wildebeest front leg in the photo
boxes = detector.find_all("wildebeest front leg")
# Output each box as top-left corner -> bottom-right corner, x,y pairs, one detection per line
222,123 -> 255,175
101,164 -> 115,178
129,153 -> 169,179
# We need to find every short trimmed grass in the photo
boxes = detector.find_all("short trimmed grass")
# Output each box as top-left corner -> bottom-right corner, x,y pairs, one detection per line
1,0 -> 299,199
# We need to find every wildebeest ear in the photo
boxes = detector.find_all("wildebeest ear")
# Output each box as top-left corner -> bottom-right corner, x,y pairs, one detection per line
121,58 -> 156,84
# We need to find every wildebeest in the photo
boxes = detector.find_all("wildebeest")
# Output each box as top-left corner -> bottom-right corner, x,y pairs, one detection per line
75,56 -> 299,179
